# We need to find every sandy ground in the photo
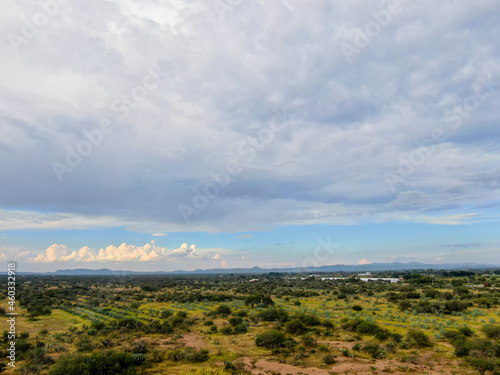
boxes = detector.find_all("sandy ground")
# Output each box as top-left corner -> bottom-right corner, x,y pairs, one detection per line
179,332 -> 208,350
241,354 -> 467,375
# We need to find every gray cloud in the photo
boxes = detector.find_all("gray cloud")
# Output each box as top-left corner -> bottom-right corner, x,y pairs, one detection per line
1,0 -> 500,233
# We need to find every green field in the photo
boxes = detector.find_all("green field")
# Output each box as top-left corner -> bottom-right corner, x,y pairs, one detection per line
1,270 -> 500,374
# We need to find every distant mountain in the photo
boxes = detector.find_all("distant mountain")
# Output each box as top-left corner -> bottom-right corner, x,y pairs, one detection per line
10,262 -> 499,276
52,268 -> 136,276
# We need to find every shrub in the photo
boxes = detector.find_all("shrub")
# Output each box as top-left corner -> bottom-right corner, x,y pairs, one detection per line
220,325 -> 233,335
362,342 -> 386,359
482,325 -> 500,341
374,330 -> 390,341
459,326 -> 474,337
229,317 -> 243,327
49,352 -> 138,375
390,333 -> 403,343
256,307 -> 289,323
255,330 -> 294,349
167,347 -> 209,363
352,305 -> 363,312
131,353 -> 146,364
160,310 -> 173,319
406,329 -> 433,348
356,321 -> 381,334
215,305 -> 232,316
322,354 -> 337,365
132,341 -> 148,354
295,313 -> 322,326
466,357 -> 496,374
234,323 -> 248,334
285,319 -> 308,335
341,318 -> 381,335
300,333 -> 317,347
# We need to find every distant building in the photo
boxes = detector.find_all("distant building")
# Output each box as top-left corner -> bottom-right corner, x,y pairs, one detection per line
358,272 -> 372,276
360,277 -> 400,283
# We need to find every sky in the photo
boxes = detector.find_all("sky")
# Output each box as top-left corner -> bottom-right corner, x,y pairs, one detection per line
0,0 -> 499,272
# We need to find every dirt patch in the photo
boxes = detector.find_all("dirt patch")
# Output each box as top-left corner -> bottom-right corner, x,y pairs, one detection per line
240,355 -> 469,375
179,332 -> 208,350
241,357 -> 333,375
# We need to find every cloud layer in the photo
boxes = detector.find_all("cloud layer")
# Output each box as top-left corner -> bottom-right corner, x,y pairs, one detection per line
32,241 -> 217,263
0,0 -> 499,238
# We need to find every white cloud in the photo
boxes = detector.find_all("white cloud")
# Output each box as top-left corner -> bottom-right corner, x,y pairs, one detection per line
30,241 -> 228,263
358,258 -> 370,265
32,241 -> 187,263
170,243 -> 198,258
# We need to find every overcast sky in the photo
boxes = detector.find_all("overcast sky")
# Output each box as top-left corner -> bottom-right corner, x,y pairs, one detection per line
1,0 -> 499,272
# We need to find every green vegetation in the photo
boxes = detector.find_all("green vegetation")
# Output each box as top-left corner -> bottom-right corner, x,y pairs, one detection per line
1,269 -> 500,374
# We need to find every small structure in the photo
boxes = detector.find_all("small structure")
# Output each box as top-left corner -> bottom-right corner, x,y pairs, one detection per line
360,277 -> 400,283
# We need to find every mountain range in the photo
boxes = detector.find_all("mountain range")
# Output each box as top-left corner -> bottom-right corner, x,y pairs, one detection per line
10,262 -> 500,276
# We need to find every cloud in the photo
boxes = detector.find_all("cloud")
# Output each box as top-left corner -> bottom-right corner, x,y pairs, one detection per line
440,243 -> 481,249
237,234 -> 254,238
152,233 -> 168,237
358,258 -> 370,265
32,241 -> 208,262
170,243 -> 198,258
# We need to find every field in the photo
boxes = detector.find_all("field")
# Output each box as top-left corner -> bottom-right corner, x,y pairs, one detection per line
1,270 -> 500,374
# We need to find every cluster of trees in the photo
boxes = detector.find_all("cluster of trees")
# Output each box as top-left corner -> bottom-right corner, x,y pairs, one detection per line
444,325 -> 500,374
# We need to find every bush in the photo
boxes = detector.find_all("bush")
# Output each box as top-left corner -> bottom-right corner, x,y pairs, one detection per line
255,330 -> 294,349
406,329 -> 433,348
295,313 -> 322,326
215,305 -> 232,316
300,333 -> 316,347
352,305 -> 363,312
285,319 -> 308,335
228,317 -> 243,327
234,323 -> 248,334
322,354 -> 337,365
49,352 -> 138,375
390,333 -> 403,343
362,342 -> 386,359
167,347 -> 209,363
257,307 -> 289,323
375,330 -> 390,341
459,326 -> 474,337
482,325 -> 500,341
356,321 -> 381,335
160,310 -> 173,319
220,325 -> 233,335
466,357 -> 496,374
341,318 -> 381,335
